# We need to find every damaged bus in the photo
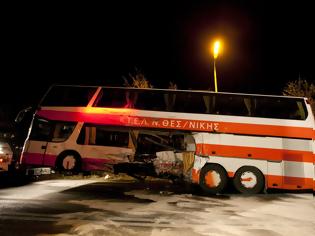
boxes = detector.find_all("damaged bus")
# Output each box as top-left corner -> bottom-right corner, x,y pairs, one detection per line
20,85 -> 315,194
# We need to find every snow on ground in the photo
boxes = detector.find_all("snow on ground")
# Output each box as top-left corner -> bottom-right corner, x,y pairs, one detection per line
1,177 -> 314,236
0,179 -> 98,200
52,188 -> 315,236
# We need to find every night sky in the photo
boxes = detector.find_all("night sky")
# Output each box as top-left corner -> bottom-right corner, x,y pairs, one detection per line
2,1 -> 315,119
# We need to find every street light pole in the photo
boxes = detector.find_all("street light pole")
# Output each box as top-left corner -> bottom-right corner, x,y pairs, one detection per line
213,59 -> 218,93
212,40 -> 221,93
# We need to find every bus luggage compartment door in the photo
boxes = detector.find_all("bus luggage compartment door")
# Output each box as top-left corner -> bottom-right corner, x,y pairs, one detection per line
267,160 -> 283,189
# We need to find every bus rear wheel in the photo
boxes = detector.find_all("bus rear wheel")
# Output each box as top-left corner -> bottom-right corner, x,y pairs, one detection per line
56,151 -> 82,174
199,164 -> 228,194
233,166 -> 264,194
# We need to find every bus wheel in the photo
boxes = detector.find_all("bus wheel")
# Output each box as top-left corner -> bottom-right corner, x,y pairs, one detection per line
199,164 -> 228,194
233,166 -> 264,194
56,151 -> 81,174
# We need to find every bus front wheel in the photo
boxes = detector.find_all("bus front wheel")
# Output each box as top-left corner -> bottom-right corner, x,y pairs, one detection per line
199,164 -> 228,194
233,166 -> 265,194
56,151 -> 82,174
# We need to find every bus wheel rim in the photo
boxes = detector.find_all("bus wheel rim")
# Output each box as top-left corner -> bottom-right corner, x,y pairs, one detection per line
62,155 -> 76,170
205,170 -> 221,188
240,171 -> 257,189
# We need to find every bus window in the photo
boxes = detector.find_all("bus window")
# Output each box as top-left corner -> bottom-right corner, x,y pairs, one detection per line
52,122 -> 76,142
134,90 -> 167,111
136,132 -> 172,154
77,125 -> 129,148
41,86 -> 97,107
255,97 -> 281,118
174,92 -> 207,114
96,128 -> 129,147
29,118 -> 52,141
296,101 -> 306,120
214,94 -> 249,116
254,97 -> 307,120
164,92 -> 176,112
95,88 -> 139,108
203,95 -> 215,114
243,98 -> 252,116
136,131 -> 185,155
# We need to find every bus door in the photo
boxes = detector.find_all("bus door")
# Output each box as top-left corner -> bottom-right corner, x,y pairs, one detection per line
23,117 -> 52,166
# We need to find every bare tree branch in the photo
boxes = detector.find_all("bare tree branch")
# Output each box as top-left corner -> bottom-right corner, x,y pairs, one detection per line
123,69 -> 152,88
283,79 -> 315,113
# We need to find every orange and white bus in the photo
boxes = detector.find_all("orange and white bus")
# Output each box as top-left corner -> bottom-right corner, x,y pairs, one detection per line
20,85 -> 315,194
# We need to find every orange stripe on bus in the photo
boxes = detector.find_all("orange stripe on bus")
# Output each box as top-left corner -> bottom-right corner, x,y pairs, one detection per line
267,175 -> 314,190
219,122 -> 314,140
195,143 -> 314,163
37,109 -> 315,139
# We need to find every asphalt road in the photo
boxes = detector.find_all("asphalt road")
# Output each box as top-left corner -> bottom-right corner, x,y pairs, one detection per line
0,174 -> 314,236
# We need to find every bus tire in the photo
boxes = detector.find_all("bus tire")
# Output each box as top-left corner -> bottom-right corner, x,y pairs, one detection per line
233,166 -> 265,194
56,151 -> 82,174
199,164 -> 228,194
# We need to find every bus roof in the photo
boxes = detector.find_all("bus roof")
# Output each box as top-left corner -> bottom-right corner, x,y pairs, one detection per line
45,84 -> 307,100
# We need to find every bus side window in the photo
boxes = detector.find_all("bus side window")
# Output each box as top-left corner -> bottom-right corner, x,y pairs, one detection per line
173,92 -> 206,114
29,118 -> 52,141
286,100 -> 305,120
95,128 -> 129,147
203,95 -> 215,114
173,93 -> 186,112
85,126 -> 96,145
164,92 -> 176,112
296,101 -> 306,120
135,91 -> 166,111
214,95 -> 248,116
136,132 -> 172,154
124,91 -> 138,108
95,89 -> 127,108
243,98 -> 252,116
77,125 -> 96,145
255,97 -> 289,119
77,125 -> 129,147
52,122 -> 76,142
254,97 -> 271,118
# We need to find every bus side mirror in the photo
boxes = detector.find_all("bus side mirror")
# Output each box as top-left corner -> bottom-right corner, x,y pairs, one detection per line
15,107 -> 32,123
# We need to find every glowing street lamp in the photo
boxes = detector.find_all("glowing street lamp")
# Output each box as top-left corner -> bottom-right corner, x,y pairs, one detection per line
212,40 -> 221,92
